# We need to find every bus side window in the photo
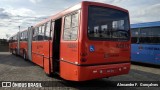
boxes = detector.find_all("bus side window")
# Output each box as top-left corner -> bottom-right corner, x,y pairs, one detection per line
63,12 -> 79,40
21,32 -> 23,41
32,28 -> 34,40
71,13 -> 78,40
32,28 -> 36,41
36,27 -> 39,41
24,31 -> 28,41
23,32 -> 24,41
131,28 -> 139,44
44,21 -> 51,40
33,27 -> 37,41
37,25 -> 45,41
26,31 -> 28,41
51,21 -> 55,39
23,32 -> 25,41
63,15 -> 71,40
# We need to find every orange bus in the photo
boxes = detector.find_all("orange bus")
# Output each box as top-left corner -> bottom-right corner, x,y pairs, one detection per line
9,1 -> 131,81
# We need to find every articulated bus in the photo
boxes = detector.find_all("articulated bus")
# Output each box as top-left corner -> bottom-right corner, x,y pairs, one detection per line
131,21 -> 160,65
9,1 -> 130,81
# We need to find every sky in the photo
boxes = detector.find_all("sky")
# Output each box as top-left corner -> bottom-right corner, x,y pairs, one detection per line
0,0 -> 160,39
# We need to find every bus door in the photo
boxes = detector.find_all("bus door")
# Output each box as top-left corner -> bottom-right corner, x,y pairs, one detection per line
52,18 -> 62,74
59,12 -> 80,79
43,21 -> 53,75
27,27 -> 32,61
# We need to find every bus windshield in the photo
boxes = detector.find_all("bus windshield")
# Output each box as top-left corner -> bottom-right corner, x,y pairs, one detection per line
88,6 -> 130,41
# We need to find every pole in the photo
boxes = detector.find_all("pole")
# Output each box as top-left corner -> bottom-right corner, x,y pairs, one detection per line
18,26 -> 20,32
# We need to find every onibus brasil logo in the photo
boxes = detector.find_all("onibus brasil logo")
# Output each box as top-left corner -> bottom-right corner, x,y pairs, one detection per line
1,82 -> 42,87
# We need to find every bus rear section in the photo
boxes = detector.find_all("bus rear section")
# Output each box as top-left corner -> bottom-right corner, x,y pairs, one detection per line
59,2 -> 130,81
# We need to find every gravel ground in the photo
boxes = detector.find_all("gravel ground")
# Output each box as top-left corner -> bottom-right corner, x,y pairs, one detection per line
0,52 -> 160,90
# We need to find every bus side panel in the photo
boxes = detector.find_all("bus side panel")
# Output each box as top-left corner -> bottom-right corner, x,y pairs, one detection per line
131,44 -> 160,65
60,41 -> 79,80
19,41 -> 28,56
32,42 -> 37,64
32,41 -> 50,68
60,61 -> 79,81
32,41 -> 43,67
44,57 -> 50,74
43,41 -> 51,74
131,44 -> 153,63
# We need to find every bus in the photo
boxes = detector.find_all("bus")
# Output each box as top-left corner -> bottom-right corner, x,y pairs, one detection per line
131,21 -> 160,65
9,1 -> 131,81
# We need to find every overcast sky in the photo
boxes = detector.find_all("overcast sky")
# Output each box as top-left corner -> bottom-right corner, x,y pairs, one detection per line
0,0 -> 160,39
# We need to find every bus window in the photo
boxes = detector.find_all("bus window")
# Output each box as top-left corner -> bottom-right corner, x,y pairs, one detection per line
138,27 -> 160,44
88,6 -> 129,41
112,20 -> 125,30
63,12 -> 79,40
38,25 -> 45,41
23,32 -> 25,41
24,31 -> 28,41
64,15 -> 71,29
51,21 -> 54,39
101,25 -> 109,38
44,21 -> 51,40
21,32 -> 23,41
131,28 -> 139,37
131,28 -> 139,44
26,31 -> 28,41
64,15 -> 71,40
94,26 -> 99,37
71,13 -> 78,40
72,13 -> 79,27
33,27 -> 39,41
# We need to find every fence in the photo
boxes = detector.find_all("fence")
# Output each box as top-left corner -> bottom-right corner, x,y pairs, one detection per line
0,39 -> 9,52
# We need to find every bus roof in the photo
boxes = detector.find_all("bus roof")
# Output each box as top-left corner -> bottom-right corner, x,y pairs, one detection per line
33,1 -> 128,27
131,21 -> 160,29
